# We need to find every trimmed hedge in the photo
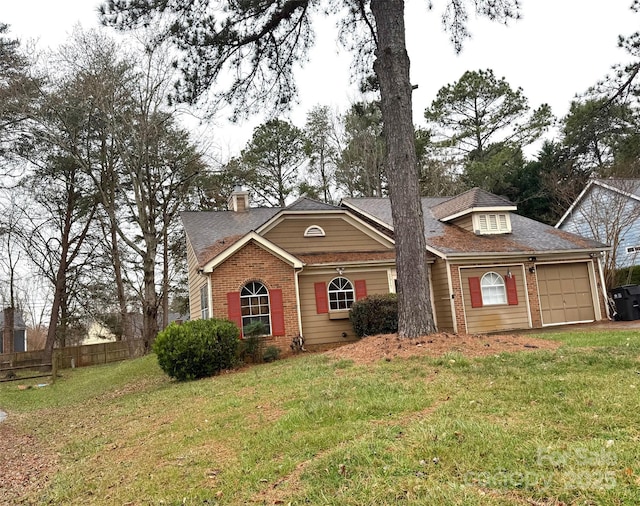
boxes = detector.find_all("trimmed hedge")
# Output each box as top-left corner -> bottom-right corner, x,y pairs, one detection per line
153,319 -> 240,381
349,293 -> 398,338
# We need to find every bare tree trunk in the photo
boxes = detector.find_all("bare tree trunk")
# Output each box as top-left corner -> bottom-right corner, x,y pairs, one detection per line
162,215 -> 170,330
142,237 -> 159,351
109,222 -> 132,340
2,307 -> 14,355
371,0 -> 436,337
44,261 -> 67,362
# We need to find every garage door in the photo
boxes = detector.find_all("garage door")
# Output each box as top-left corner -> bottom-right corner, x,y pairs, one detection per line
537,263 -> 595,325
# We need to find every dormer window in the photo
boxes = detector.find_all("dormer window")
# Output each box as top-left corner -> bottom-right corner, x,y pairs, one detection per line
474,213 -> 511,235
304,225 -> 325,238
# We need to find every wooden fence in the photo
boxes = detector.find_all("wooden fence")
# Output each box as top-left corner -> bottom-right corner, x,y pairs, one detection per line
0,340 -> 145,382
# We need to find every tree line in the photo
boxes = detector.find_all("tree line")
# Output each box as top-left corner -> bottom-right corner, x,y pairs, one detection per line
2,1 -> 640,356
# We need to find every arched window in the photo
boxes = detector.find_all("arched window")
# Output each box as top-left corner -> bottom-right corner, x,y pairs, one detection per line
481,272 -> 507,305
240,281 -> 271,334
328,277 -> 355,310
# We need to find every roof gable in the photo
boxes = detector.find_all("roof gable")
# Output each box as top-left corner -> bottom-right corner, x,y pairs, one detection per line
432,187 -> 516,221
200,232 -> 303,273
556,178 -> 640,228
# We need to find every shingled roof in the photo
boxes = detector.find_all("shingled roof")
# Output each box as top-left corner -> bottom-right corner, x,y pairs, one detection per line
342,197 -> 608,257
181,198 -> 343,266
431,187 -> 516,221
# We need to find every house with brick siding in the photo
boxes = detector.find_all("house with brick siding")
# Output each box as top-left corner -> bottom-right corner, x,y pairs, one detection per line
181,187 -> 610,354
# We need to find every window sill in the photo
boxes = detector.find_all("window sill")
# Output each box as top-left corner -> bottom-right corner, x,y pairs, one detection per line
329,311 -> 350,320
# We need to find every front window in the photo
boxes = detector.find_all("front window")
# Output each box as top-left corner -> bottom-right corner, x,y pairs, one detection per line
481,272 -> 507,305
240,281 -> 271,335
328,277 -> 355,310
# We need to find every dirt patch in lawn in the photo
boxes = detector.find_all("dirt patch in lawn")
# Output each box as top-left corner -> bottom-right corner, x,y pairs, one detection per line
0,421 -> 57,505
324,332 -> 561,365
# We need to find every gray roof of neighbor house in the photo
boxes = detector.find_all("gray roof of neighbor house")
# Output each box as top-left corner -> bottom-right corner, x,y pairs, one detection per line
0,310 -> 27,329
342,194 -> 609,257
181,198 -> 343,265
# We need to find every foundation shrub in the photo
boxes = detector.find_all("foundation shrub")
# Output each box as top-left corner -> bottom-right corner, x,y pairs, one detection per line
350,293 -> 398,338
153,319 -> 240,381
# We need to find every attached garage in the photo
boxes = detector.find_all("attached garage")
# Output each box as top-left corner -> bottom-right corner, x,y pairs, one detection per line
537,262 -> 596,325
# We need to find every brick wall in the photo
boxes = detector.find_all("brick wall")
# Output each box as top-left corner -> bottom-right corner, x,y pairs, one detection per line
211,241 -> 299,354
525,260 -> 543,327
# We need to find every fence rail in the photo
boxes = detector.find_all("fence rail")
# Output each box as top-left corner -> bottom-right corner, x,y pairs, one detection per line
0,340 -> 145,382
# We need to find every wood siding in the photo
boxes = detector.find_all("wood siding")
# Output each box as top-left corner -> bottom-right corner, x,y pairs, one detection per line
452,215 -> 474,232
431,261 -> 454,331
263,216 -> 390,254
187,240 -> 208,321
299,269 -> 391,346
460,266 -> 530,334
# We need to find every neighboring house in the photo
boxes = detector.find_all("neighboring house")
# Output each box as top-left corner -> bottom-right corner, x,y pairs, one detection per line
0,308 -> 28,353
556,178 -> 640,286
81,321 -> 117,346
182,187 -> 610,353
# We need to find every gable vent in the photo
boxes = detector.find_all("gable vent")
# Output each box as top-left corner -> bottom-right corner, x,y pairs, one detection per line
304,225 -> 326,238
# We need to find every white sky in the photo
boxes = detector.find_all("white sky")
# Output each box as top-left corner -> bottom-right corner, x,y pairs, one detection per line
3,1 -> 639,158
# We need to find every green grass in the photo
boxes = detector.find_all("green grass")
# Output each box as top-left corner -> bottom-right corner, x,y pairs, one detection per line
1,330 -> 639,505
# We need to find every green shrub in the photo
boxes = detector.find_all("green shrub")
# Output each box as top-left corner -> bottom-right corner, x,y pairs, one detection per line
153,319 -> 240,381
349,293 -> 398,338
613,266 -> 640,287
263,345 -> 281,363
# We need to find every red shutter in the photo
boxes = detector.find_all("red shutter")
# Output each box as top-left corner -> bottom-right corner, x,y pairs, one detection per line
469,277 -> 483,308
270,289 -> 285,336
314,282 -> 328,314
226,292 -> 243,336
505,274 -> 519,306
355,280 -> 368,301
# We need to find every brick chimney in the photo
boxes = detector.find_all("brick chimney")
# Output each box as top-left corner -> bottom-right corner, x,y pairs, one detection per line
228,185 -> 250,212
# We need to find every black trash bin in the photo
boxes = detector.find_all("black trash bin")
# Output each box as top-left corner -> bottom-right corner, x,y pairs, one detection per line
610,285 -> 640,321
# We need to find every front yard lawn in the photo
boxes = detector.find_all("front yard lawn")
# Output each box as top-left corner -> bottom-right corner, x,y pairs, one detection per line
1,329 -> 639,505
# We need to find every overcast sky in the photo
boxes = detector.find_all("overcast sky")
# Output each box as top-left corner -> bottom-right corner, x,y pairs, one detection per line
4,1 -> 639,157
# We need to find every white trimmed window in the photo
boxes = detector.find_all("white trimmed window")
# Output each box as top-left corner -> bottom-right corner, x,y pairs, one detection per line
626,246 -> 640,254
240,281 -> 271,334
481,272 -> 507,305
474,213 -> 511,234
200,285 -> 209,319
328,277 -> 355,310
304,225 -> 326,237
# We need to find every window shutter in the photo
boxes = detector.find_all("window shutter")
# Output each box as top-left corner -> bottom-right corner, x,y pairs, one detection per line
226,292 -> 243,336
355,280 -> 367,301
505,274 -> 518,306
269,289 -> 285,336
314,282 -> 328,314
469,277 -> 483,308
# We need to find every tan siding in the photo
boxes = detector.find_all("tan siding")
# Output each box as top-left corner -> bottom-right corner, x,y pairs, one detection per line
299,269 -> 391,346
460,266 -> 530,334
431,261 -> 454,331
264,216 -> 389,254
187,240 -> 207,321
452,215 -> 474,232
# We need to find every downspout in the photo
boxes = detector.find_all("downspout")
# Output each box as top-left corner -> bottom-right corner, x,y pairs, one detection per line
596,255 -> 611,320
294,266 -> 304,335
445,260 -> 458,334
